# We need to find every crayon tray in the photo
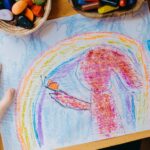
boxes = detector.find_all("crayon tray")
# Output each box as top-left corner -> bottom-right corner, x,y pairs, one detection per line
70,0 -> 145,18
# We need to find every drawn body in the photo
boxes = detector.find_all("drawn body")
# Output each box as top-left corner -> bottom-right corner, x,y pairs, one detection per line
45,47 -> 142,136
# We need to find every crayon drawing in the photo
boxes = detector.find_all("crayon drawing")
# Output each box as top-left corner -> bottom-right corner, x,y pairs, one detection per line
16,32 -> 149,149
0,3 -> 150,150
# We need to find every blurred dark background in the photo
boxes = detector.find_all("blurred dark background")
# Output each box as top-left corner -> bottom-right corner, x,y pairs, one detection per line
99,138 -> 150,150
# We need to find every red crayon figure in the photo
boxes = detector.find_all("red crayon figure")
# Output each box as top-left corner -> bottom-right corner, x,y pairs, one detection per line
47,47 -> 142,136
80,48 -> 141,134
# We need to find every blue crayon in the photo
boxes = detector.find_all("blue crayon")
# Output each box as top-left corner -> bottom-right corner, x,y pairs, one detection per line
126,0 -> 137,8
101,0 -> 119,7
127,0 -> 137,6
77,0 -> 86,5
3,0 -> 14,10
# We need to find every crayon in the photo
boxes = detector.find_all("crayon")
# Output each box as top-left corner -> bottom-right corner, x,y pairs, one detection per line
101,0 -> 119,7
81,2 -> 99,11
98,5 -> 119,14
77,0 -> 86,5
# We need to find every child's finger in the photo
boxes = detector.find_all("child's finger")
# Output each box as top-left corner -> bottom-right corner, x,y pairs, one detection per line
0,88 -> 15,121
0,64 -> 2,73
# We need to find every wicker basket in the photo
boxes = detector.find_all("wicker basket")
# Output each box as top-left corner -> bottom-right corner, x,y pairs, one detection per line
0,0 -> 51,36
70,0 -> 145,18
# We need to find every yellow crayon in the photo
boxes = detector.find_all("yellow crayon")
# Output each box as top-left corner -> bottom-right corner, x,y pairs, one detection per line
98,5 -> 119,14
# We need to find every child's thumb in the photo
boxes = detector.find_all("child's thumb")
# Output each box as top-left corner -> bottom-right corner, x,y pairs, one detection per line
0,89 -> 15,121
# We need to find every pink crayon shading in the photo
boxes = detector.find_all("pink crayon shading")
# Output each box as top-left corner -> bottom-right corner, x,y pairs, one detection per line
48,46 -> 142,136
50,90 -> 91,110
80,47 -> 142,135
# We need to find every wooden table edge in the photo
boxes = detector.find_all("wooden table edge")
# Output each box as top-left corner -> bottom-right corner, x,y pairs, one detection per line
59,130 -> 150,150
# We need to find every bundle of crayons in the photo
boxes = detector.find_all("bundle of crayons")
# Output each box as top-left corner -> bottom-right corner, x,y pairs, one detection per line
73,0 -> 137,14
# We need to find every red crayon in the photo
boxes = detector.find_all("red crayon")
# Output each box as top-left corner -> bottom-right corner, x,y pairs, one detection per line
81,2 -> 99,11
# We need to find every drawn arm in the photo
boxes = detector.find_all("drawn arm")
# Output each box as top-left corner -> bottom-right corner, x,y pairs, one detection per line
116,54 -> 142,89
50,90 -> 91,110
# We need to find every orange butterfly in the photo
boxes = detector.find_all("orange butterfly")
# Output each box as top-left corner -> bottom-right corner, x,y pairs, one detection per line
47,79 -> 59,91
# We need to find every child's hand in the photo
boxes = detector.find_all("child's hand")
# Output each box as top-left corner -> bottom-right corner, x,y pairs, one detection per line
0,64 -> 15,121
